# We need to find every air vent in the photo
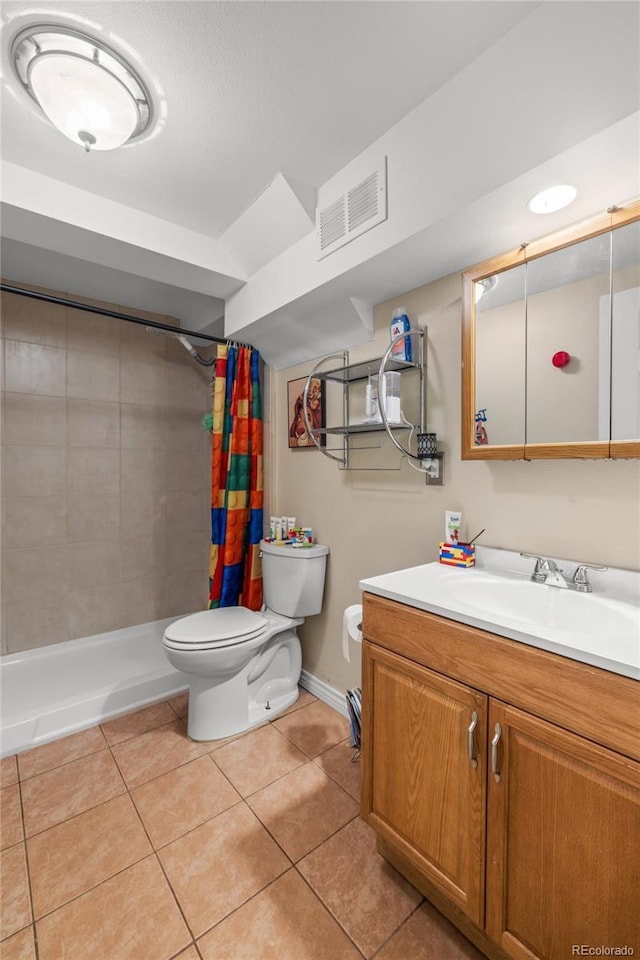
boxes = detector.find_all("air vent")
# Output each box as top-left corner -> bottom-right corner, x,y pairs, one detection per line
316,157 -> 387,260
319,196 -> 346,251
348,171 -> 379,232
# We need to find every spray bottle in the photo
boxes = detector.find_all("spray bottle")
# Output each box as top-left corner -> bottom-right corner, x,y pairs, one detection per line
390,307 -> 412,363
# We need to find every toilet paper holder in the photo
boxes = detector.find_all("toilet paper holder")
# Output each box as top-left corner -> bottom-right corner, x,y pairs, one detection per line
342,604 -> 363,663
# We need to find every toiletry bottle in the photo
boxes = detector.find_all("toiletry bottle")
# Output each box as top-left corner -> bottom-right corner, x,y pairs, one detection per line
390,307 -> 412,363
445,510 -> 462,544
366,373 -> 381,422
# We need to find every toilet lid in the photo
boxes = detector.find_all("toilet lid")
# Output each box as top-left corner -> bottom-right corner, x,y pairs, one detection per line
163,607 -> 268,647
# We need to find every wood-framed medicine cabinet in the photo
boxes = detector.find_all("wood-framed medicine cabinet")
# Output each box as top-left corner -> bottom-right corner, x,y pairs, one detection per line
462,200 -> 640,460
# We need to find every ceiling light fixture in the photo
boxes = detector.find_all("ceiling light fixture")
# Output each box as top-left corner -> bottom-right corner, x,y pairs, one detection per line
11,24 -> 153,153
527,184 -> 577,215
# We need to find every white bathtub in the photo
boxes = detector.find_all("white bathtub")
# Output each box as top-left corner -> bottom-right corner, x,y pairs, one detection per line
0,617 -> 189,758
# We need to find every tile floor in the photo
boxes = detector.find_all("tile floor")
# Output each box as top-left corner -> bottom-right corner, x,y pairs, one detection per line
0,688 -> 484,960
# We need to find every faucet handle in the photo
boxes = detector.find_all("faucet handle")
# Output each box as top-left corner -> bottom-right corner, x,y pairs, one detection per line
520,553 -> 547,583
571,562 -> 607,592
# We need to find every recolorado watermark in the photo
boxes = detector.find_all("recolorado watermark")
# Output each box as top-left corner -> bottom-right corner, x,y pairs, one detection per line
572,948 -> 634,956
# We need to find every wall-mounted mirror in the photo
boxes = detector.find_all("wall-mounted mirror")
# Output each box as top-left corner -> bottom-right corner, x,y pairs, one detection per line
462,201 -> 640,460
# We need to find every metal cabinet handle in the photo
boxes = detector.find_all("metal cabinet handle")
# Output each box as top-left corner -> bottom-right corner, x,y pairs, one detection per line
467,711 -> 478,768
491,723 -> 502,782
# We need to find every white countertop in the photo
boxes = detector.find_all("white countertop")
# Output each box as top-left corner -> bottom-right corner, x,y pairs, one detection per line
359,547 -> 640,681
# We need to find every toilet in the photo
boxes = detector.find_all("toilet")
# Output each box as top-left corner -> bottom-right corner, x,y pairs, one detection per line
163,539 -> 329,741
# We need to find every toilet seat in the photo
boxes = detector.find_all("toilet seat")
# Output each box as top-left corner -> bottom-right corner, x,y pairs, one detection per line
163,608 -> 268,651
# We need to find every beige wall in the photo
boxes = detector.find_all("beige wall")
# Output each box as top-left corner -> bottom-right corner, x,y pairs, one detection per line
271,271 -> 640,695
1,288 -> 213,654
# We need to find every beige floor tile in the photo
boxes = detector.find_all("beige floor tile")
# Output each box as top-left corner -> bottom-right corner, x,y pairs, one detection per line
111,719 -> 206,789
158,802 -> 290,937
0,924 -> 36,960
21,750 -> 126,837
211,724 -> 307,797
0,843 -> 32,941
277,688 -> 317,717
101,701 -> 177,745
376,901 -> 485,960
1,756 -> 18,788
313,739 -> 361,801
298,817 -> 422,958
248,762 -> 358,861
36,855 -> 190,960
1,785 -> 24,850
17,726 -> 107,780
28,794 -> 152,918
273,701 -> 350,758
168,691 -> 189,718
132,755 -> 241,848
197,868 -> 362,960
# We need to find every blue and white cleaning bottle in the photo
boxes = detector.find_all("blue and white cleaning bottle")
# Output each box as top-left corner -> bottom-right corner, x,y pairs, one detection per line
390,307 -> 412,363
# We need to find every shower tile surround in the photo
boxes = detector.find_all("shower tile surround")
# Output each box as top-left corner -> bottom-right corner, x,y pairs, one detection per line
0,290 -> 213,654
0,692 -> 482,960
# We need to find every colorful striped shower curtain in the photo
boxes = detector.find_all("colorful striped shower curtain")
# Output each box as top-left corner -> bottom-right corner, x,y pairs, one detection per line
209,344 -> 263,610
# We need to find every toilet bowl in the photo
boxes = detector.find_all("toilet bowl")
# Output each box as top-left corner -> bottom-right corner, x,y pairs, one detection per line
163,540 -> 328,741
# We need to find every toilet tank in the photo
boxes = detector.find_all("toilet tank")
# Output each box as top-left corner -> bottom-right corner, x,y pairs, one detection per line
260,540 -> 329,617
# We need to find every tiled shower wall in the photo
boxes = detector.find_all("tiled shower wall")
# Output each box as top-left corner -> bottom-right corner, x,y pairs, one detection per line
1,288 -> 214,655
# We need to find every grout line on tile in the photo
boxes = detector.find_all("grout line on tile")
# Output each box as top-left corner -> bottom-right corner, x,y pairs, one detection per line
167,943 -> 202,960
26,792 -> 157,916
246,776 -> 360,864
191,863 -> 298,946
293,864 -> 369,960
108,719 -> 191,788
368,901 -> 426,959
21,787 -> 130,842
29,853 -> 162,931
208,748 -> 309,801
17,735 -> 110,783
150,849 -> 198,942
107,720 -> 201,942
136,795 -> 246,853
309,751 -> 362,802
29,847 -> 155,925
16,775 -> 38,955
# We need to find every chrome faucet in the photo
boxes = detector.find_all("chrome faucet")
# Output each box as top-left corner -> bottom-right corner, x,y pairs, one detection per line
569,563 -> 608,593
520,554 -> 607,591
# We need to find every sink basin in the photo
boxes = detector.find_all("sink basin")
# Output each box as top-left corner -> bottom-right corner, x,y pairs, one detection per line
442,575 -> 639,640
359,549 -> 640,680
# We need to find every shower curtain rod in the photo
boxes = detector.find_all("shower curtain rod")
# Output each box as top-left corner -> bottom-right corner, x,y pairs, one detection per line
0,282 -> 251,348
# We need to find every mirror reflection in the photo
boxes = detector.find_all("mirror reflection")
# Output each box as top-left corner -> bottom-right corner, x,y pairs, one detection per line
474,267 -> 525,447
610,220 -> 640,441
525,233 -> 610,444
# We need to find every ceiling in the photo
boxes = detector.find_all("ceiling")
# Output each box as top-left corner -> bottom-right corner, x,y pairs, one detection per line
1,1 -> 538,236
1,1 -> 639,365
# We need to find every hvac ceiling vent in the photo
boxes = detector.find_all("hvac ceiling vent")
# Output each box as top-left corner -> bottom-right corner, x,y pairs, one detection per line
316,157 -> 387,260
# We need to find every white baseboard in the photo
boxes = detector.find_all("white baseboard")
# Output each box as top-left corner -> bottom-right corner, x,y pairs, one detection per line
299,669 -> 348,718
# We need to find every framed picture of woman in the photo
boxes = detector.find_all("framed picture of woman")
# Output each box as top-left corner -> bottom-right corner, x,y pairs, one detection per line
287,376 -> 326,448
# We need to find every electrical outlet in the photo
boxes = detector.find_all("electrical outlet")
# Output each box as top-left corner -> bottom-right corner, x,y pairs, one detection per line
422,452 -> 444,486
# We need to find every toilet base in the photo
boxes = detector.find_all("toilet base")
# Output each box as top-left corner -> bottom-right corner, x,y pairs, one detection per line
185,628 -> 302,742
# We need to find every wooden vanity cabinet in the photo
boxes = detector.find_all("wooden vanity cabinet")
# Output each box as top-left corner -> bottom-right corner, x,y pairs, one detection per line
486,702 -> 640,959
362,643 -> 487,924
361,593 -> 640,960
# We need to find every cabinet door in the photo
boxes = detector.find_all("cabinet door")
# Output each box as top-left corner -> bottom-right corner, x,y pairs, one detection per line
486,701 -> 640,959
361,641 -> 487,924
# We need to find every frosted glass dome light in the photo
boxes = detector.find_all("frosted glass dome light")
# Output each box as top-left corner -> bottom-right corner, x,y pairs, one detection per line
11,25 -> 153,153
